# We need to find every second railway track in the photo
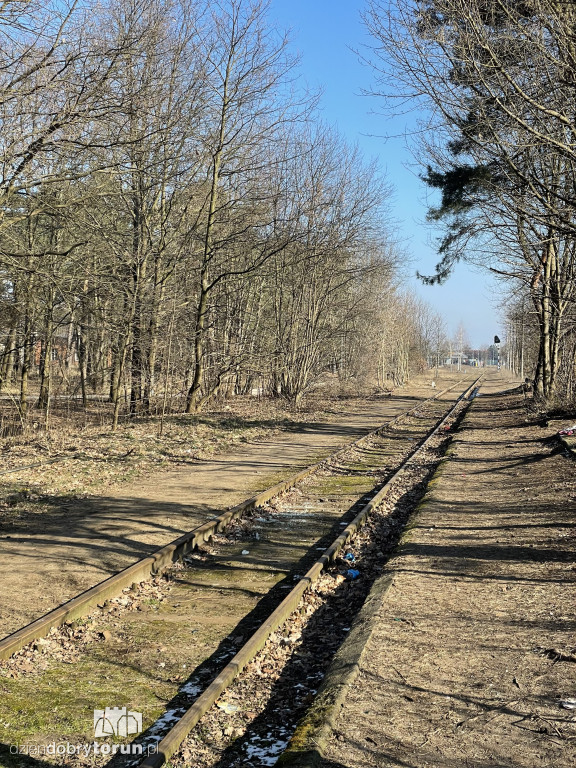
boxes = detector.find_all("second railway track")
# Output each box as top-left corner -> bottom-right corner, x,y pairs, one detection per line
0,377 -> 479,767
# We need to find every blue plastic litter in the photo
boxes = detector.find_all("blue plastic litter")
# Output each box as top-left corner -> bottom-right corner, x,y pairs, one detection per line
345,569 -> 360,580
344,552 -> 355,562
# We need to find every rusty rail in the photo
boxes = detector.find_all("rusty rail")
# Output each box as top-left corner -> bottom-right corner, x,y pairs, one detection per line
0,378 -> 466,661
140,377 -> 481,768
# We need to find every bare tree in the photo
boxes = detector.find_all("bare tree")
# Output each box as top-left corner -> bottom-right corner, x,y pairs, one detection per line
364,0 -> 576,400
182,0 -> 309,412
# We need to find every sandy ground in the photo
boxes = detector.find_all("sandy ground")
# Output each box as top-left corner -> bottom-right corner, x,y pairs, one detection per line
323,381 -> 576,768
0,372 -> 471,640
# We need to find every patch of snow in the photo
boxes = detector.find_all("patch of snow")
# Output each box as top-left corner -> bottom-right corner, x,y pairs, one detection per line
180,681 -> 202,696
244,729 -> 291,767
144,707 -> 184,740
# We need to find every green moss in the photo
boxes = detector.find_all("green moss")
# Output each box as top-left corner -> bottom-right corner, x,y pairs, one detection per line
0,654 -> 172,747
306,474 -> 370,497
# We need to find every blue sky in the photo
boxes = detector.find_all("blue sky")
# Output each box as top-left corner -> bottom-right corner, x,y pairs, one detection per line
268,0 -> 502,348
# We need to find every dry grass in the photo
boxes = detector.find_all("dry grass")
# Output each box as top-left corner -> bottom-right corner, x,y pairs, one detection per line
0,386 -> 374,510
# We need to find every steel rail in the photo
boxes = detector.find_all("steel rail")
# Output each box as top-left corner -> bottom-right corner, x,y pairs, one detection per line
139,377 -> 481,768
0,379 -> 465,661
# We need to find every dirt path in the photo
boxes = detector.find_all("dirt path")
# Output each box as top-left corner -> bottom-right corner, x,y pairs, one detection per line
0,373 -> 470,640
322,383 -> 576,768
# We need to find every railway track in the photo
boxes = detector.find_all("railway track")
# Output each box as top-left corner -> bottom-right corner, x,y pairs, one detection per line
0,377 -> 479,766
0,379 -> 465,660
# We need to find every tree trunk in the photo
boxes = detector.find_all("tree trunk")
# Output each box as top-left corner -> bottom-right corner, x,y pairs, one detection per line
0,324 -> 17,393
186,276 -> 209,413
36,312 -> 54,410
143,280 -> 165,415
19,311 -> 32,419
